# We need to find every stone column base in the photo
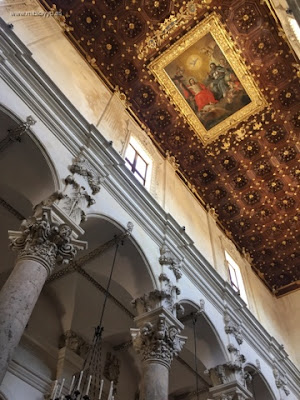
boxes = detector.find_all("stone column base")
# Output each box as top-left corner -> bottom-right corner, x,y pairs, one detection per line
209,380 -> 253,400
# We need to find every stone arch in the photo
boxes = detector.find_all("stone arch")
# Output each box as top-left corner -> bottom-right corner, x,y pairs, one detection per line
40,213 -> 157,398
0,105 -> 60,276
169,299 -> 228,399
0,104 -> 60,197
244,364 -> 276,400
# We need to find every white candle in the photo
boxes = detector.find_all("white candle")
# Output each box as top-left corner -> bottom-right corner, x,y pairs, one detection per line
58,378 -> 65,397
69,376 -> 75,394
108,381 -> 113,400
53,384 -> 58,400
51,380 -> 58,399
85,375 -> 92,395
98,379 -> 104,399
77,371 -> 83,391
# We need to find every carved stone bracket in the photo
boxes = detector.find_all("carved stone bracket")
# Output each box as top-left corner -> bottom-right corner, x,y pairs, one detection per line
8,207 -> 87,275
273,365 -> 290,396
131,307 -> 186,369
224,310 -> 243,345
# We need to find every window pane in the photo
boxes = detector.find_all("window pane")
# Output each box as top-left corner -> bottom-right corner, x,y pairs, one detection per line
125,144 -> 136,164
125,160 -> 133,170
136,155 -> 147,178
229,264 -> 239,290
134,171 -> 145,185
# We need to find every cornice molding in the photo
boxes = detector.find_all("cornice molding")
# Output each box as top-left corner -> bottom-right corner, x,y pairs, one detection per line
0,18 -> 299,395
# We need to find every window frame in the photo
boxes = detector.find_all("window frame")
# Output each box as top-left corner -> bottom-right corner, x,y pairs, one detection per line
225,250 -> 248,305
125,142 -> 149,186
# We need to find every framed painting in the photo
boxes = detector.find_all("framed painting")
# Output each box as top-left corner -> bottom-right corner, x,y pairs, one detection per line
149,13 -> 267,145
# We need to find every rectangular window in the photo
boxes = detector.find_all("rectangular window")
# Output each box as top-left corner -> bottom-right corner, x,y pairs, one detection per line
225,251 -> 248,305
125,143 -> 148,186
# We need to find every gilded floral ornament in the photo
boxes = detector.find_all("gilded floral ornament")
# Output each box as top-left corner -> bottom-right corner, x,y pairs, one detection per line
137,0 -> 204,60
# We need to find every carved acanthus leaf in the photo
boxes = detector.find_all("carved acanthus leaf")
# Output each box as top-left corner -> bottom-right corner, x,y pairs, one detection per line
131,314 -> 186,368
9,207 -> 86,275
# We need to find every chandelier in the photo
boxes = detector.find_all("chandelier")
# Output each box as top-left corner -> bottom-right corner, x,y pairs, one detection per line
48,222 -> 133,400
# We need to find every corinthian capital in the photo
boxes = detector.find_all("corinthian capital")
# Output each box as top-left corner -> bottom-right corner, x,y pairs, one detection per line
131,307 -> 186,369
8,207 -> 87,275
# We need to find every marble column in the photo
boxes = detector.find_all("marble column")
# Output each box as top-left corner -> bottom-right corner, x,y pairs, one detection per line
131,244 -> 186,400
0,151 -> 101,383
0,206 -> 87,383
131,307 -> 186,400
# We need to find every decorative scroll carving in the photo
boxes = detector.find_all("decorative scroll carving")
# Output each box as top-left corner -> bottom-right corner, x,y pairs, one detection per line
0,115 -> 36,153
273,366 -> 290,396
159,243 -> 182,280
69,153 -> 102,195
8,207 -> 87,275
38,152 -> 103,226
42,175 -> 95,225
131,312 -> 186,369
224,310 -> 243,345
137,0 -> 205,60
132,273 -> 182,317
59,330 -> 90,357
104,352 -> 120,387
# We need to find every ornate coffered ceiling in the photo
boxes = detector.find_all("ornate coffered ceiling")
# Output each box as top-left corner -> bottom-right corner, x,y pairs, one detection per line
40,0 -> 299,296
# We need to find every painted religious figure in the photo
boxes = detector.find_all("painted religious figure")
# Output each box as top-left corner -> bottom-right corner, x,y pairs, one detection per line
149,13 -> 266,145
166,33 -> 251,131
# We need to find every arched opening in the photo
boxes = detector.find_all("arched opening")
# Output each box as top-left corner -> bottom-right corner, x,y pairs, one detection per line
0,106 -> 59,278
39,214 -> 156,399
0,106 -> 61,394
169,300 -> 228,399
245,365 -> 276,400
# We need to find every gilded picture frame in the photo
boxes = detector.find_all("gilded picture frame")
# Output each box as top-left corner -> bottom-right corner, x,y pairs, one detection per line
149,13 -> 267,146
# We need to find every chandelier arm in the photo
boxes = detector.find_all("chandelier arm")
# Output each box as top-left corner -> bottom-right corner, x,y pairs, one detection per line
98,242 -> 120,329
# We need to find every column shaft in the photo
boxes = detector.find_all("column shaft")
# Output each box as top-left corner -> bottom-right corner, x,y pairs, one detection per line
0,259 -> 48,382
141,361 -> 169,400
